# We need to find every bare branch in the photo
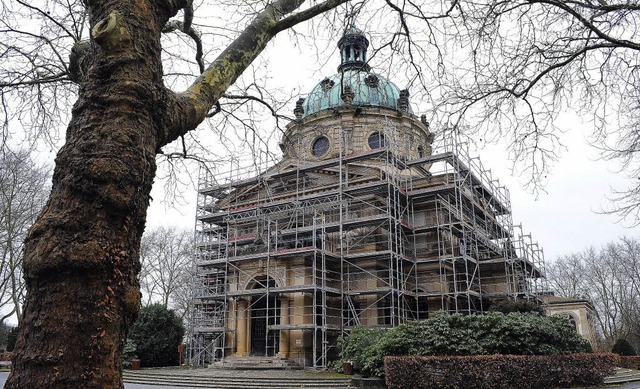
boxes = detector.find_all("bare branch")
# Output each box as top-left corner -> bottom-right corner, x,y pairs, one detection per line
270,0 -> 350,34
162,20 -> 205,74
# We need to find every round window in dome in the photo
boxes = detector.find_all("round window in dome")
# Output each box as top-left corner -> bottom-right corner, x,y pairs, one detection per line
368,132 -> 386,149
312,136 -> 330,157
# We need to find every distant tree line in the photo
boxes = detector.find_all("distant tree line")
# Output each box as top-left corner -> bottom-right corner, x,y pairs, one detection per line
0,149 -> 49,327
546,237 -> 640,352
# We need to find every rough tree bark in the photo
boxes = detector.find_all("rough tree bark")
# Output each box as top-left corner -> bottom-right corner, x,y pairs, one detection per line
5,0 -> 346,387
5,0 -> 175,386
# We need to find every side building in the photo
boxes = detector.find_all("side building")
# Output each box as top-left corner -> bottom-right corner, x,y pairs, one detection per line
189,28 -> 547,368
541,296 -> 598,346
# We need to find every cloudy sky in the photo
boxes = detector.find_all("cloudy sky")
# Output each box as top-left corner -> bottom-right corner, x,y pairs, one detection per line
477,127 -> 635,261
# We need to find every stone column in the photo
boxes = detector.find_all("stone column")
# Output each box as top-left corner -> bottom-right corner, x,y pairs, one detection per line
236,299 -> 248,356
278,296 -> 290,358
246,305 -> 251,354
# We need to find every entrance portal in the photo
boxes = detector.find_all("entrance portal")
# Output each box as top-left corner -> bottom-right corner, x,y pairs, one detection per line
249,277 -> 280,356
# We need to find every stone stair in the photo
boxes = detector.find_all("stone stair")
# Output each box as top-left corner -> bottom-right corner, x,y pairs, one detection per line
123,369 -> 356,388
211,356 -> 302,370
604,367 -> 640,385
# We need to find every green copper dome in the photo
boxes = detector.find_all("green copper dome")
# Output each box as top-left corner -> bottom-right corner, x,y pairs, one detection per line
302,71 -> 406,117
301,28 -> 411,118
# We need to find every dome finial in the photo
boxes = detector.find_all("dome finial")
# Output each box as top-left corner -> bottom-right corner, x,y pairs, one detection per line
337,27 -> 371,73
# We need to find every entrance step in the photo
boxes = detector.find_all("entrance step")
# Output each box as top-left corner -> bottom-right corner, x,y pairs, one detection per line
212,355 -> 302,370
123,369 -> 356,388
604,367 -> 640,385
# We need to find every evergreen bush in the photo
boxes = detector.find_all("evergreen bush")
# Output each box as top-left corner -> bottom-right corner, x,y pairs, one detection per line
612,338 -> 637,356
127,304 -> 185,367
0,323 -> 8,351
338,326 -> 386,376
6,326 -> 18,352
122,339 -> 138,368
339,312 -> 591,378
488,299 -> 545,315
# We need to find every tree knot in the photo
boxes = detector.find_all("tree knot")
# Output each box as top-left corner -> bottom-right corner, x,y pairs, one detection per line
69,40 -> 92,83
91,11 -> 131,53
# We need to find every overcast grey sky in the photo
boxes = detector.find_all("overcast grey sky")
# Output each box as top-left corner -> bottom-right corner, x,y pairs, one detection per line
477,128 -> 636,261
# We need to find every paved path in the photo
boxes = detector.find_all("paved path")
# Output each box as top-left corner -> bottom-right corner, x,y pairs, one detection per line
2,370 -> 640,388
0,370 -> 345,389
599,383 -> 640,389
1,372 -> 208,388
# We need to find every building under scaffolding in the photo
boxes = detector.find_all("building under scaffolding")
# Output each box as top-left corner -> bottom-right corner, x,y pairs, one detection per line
189,28 -> 546,368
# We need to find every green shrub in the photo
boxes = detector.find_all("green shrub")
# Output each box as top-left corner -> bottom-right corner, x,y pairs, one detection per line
385,353 -> 618,389
6,326 -> 18,352
340,312 -> 591,378
329,359 -> 345,373
473,312 -> 590,355
122,339 -> 138,368
338,326 -> 386,376
128,304 -> 185,367
487,299 -> 544,315
612,338 -> 637,356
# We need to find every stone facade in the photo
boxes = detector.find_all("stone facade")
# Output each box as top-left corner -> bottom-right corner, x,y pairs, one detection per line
541,295 -> 598,346
282,107 -> 432,162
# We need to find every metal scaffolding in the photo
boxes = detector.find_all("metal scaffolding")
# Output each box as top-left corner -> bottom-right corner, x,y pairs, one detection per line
188,129 -> 546,368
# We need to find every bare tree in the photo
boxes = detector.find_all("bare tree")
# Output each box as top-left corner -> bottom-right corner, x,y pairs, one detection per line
545,253 -> 589,300
2,0 -> 352,387
547,237 -> 640,349
139,226 -> 192,315
0,149 -> 49,325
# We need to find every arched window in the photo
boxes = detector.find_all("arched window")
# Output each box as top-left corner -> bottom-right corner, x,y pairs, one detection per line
557,312 -> 579,332
368,132 -> 386,149
417,145 -> 424,158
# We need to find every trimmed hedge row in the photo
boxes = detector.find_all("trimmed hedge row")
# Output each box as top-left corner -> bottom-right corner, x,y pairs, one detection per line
619,356 -> 640,370
384,353 -> 617,389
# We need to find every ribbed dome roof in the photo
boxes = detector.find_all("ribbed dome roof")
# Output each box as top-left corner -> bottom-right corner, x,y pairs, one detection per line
301,28 -> 411,118
302,70 -> 405,117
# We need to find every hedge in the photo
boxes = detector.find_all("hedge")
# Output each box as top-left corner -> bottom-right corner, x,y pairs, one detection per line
384,354 -> 618,389
619,356 -> 640,370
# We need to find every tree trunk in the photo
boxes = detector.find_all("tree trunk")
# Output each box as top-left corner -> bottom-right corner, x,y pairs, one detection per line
5,1 -> 183,387
5,0 -> 344,385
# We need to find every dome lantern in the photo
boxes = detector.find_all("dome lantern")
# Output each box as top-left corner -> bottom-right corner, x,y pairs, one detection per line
337,27 -> 371,73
